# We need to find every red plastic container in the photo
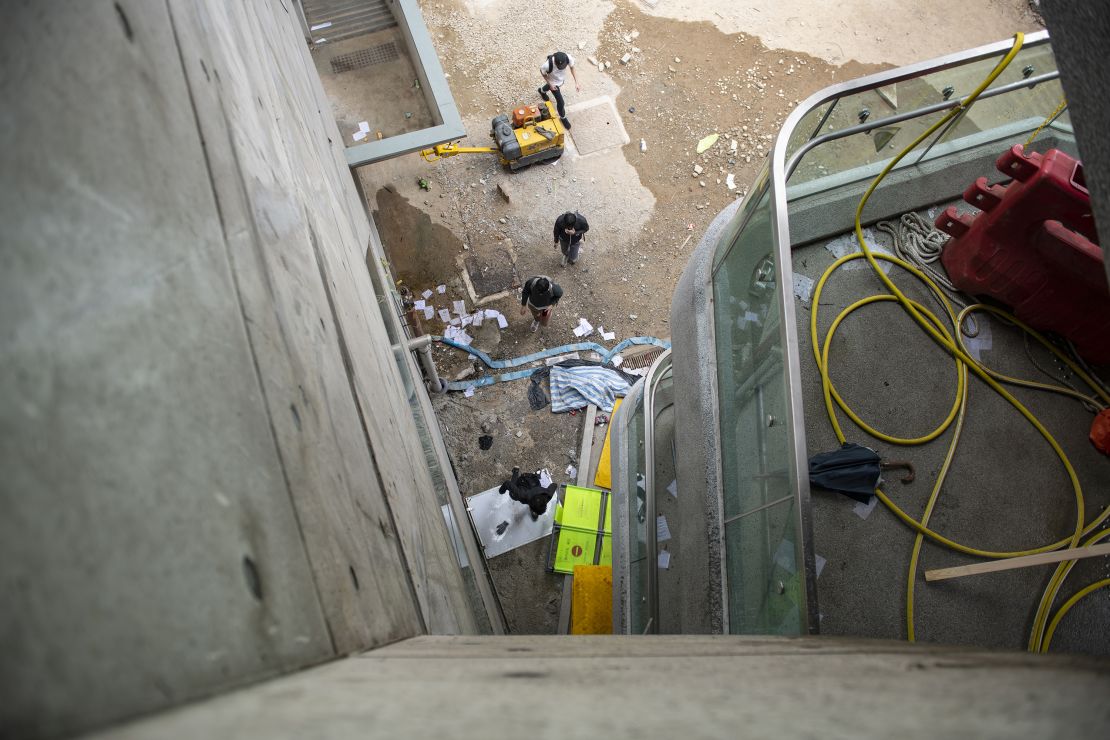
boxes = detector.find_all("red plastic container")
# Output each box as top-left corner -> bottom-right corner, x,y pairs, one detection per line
937,145 -> 1109,364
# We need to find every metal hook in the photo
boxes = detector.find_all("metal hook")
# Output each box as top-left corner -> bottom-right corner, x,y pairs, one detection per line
881,459 -> 916,484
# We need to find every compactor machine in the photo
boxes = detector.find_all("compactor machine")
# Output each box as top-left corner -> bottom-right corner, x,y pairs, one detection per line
421,99 -> 565,171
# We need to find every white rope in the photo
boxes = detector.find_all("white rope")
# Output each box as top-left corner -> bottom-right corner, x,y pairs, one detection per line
876,212 -> 981,336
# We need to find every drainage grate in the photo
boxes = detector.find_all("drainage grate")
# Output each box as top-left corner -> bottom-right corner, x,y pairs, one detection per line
330,42 -> 399,74
620,346 -> 666,371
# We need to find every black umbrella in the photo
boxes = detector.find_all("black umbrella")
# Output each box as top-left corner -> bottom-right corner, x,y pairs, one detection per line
808,443 -> 914,503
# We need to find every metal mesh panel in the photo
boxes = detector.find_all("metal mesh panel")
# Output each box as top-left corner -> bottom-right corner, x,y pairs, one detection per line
330,42 -> 399,74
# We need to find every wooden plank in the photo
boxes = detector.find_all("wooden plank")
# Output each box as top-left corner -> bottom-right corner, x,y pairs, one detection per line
576,404 -> 598,487
925,543 -> 1110,582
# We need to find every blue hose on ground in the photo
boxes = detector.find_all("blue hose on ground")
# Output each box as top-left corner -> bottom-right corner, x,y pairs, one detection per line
435,336 -> 670,391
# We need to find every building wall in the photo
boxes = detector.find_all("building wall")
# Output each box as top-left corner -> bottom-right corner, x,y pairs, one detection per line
0,2 -> 476,738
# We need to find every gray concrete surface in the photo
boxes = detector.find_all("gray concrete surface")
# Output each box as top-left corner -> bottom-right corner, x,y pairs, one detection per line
0,1 -> 481,737
666,197 -> 744,634
93,635 -> 1110,739
793,209 -> 1110,652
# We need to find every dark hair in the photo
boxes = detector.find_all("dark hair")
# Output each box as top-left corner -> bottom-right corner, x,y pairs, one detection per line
534,277 -> 551,294
553,52 -> 569,69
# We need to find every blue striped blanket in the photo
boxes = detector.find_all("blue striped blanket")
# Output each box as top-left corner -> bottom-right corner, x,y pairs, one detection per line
550,365 -> 632,413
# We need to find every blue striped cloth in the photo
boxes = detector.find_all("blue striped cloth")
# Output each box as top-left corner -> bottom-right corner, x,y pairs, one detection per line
549,365 -> 632,413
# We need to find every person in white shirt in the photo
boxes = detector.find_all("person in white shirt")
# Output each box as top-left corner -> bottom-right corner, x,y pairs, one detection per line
538,51 -> 580,130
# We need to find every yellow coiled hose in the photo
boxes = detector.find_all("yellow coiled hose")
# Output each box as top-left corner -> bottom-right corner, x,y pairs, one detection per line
809,32 -> 1110,650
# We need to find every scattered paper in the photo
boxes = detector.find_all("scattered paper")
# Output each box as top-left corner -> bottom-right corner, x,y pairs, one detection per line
496,315 -> 508,329
815,554 -> 827,579
656,515 -> 672,543
462,315 -> 473,327
566,464 -> 578,478
485,309 -> 499,318
358,121 -> 370,133
737,310 -> 760,329
314,38 -> 326,44
449,317 -> 461,327
793,273 -> 815,304
601,330 -> 616,341
352,131 -> 367,141
696,133 -> 720,153
436,284 -> 447,294
574,318 -> 594,337
463,386 -> 475,398
539,468 -> 553,488
310,21 -> 332,30
414,299 -> 426,310
824,229 -> 893,273
423,306 -> 435,320
438,309 -> 451,323
852,495 -> 879,520
963,316 -> 993,361
452,300 -> 466,315
611,354 -> 624,367
726,173 -> 736,190
472,311 -> 484,327
573,325 -> 587,337
658,550 -> 672,569
667,479 -> 678,498
421,289 -> 433,300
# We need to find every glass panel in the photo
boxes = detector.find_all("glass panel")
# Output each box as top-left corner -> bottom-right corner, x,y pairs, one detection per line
783,100 -> 832,162
623,387 -> 649,635
724,499 -> 802,634
915,76 -> 1069,167
711,164 -> 770,273
711,183 -> 806,633
790,40 -> 1058,187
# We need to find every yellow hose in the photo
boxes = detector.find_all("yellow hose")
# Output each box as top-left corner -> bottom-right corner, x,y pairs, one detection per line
1040,578 -> 1110,652
811,32 -> 1110,648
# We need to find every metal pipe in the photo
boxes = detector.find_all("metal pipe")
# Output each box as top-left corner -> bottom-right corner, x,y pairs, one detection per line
642,348 -> 672,635
785,71 -> 1060,180
407,334 -> 445,393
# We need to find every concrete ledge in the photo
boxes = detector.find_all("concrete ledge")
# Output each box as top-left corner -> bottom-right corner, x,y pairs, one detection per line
345,0 -> 464,167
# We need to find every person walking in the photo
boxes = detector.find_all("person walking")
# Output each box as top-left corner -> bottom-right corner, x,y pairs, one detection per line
538,51 -> 580,130
554,211 -> 589,266
520,275 -> 562,332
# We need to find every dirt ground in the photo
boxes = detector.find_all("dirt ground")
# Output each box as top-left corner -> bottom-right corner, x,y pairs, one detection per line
354,0 -> 1043,633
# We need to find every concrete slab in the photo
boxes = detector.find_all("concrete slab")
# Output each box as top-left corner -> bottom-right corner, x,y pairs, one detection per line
566,96 -> 631,157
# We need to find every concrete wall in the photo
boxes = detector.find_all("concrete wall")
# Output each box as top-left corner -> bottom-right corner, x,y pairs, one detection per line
93,635 -> 1110,739
0,2 -> 477,737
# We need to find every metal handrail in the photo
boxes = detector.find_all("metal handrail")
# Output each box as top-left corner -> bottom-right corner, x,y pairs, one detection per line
785,70 -> 1060,179
641,348 -> 673,634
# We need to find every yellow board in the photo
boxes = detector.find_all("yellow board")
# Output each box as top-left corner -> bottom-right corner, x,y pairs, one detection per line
551,486 -> 612,574
570,565 -> 613,634
593,397 -> 622,489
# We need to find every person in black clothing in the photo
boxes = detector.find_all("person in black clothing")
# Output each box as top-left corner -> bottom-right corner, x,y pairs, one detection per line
538,51 -> 580,129
519,275 -> 563,332
553,211 -> 589,266
499,467 -> 557,521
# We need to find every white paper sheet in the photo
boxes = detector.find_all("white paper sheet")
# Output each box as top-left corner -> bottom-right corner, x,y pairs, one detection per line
658,550 -> 672,569
463,386 -> 475,397
436,284 -> 446,294
352,131 -> 367,141
611,354 -> 624,367
449,317 -> 461,326
496,315 -> 508,329
422,289 -> 433,299
485,309 -> 499,318
310,21 -> 332,30
471,312 -> 483,327
438,309 -> 451,323
566,464 -> 577,478
452,300 -> 466,315
358,121 -> 370,133
413,299 -> 426,310
423,306 -> 435,320
656,515 -> 671,543
667,479 -> 678,498
853,495 -> 879,520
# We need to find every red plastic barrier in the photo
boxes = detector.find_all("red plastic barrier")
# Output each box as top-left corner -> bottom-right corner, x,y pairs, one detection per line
937,145 -> 1109,364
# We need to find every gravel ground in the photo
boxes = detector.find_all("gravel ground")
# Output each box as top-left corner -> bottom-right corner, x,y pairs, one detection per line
357,0 -> 1043,633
